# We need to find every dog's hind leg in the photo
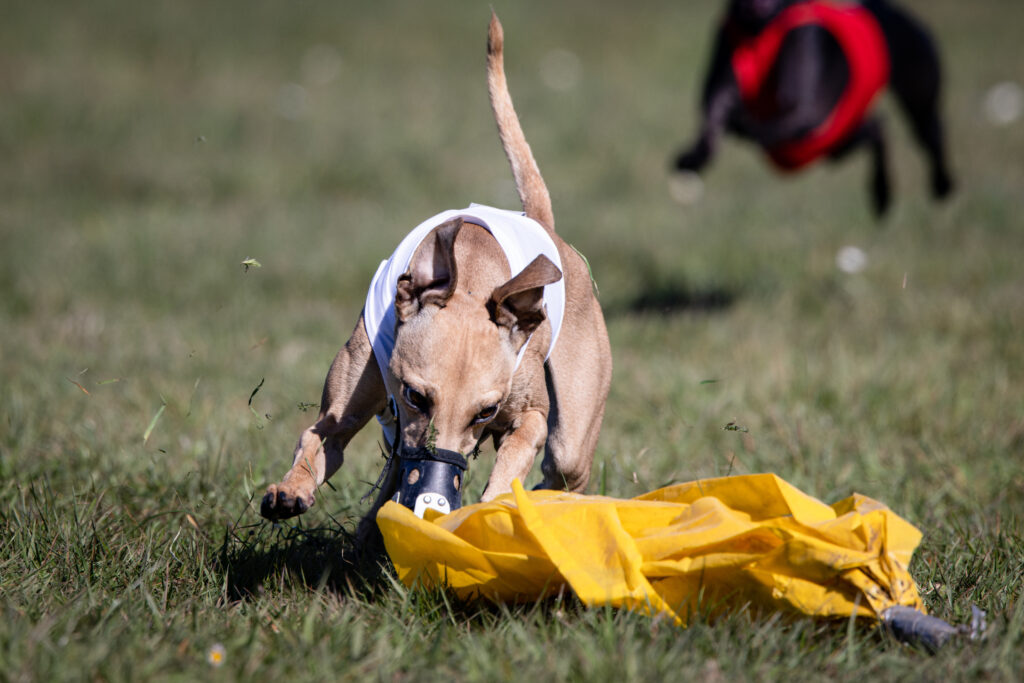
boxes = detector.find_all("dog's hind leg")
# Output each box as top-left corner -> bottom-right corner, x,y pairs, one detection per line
537,298 -> 612,494
830,116 -> 891,218
889,55 -> 953,199
867,0 -> 953,199
261,315 -> 387,521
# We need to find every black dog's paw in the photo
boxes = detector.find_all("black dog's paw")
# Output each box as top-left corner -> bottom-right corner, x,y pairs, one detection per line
673,140 -> 711,173
932,168 -> 954,199
260,486 -> 312,521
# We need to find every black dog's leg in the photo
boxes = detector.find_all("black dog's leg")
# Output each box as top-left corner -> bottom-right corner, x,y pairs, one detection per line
674,30 -> 741,173
890,51 -> 953,199
831,116 -> 890,218
868,121 -> 892,217
674,87 -> 740,172
866,0 -> 954,199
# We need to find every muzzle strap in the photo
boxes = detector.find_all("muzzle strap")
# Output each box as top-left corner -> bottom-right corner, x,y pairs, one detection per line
399,446 -> 468,471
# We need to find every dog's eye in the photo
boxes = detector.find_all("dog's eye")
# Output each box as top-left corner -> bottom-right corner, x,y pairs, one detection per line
402,385 -> 431,414
473,405 -> 499,424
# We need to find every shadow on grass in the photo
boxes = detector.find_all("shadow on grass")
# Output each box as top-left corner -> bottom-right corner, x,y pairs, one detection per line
596,250 -> 740,316
214,510 -> 575,624
607,278 -> 738,316
216,513 -> 393,602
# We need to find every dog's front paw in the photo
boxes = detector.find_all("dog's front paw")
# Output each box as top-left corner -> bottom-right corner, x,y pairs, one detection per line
260,483 -> 314,521
673,140 -> 711,173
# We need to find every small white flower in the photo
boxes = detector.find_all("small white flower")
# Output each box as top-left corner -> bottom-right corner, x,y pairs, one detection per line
207,643 -> 226,668
983,82 -> 1023,126
835,246 -> 868,274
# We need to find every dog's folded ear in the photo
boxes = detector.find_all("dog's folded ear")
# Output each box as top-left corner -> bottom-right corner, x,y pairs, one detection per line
396,219 -> 462,320
488,254 -> 562,347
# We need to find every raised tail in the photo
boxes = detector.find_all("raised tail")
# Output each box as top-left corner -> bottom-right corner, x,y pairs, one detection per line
487,12 -> 555,232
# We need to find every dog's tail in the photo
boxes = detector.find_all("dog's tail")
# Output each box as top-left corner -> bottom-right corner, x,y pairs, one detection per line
487,12 -> 555,232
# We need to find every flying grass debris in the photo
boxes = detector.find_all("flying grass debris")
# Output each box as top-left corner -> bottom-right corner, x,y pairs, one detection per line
186,377 -> 201,418
65,376 -> 90,395
65,367 -> 91,395
240,257 -> 262,272
248,378 -> 270,426
248,378 -> 265,408
143,399 -> 167,444
570,244 -> 599,297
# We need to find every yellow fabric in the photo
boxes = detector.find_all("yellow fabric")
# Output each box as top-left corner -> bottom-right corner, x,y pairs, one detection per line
377,473 -> 924,626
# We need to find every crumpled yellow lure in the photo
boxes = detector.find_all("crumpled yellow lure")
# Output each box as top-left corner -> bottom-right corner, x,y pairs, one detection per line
377,473 -> 924,626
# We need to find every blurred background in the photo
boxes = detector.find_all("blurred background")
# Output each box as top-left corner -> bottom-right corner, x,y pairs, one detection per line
2,0 -> 1023,596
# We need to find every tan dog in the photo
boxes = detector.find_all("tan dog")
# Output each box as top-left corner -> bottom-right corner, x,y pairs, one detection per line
260,13 -> 611,536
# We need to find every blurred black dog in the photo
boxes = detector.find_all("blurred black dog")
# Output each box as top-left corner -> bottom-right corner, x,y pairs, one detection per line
673,0 -> 953,216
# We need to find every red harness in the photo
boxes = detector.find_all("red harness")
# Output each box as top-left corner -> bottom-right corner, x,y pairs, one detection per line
729,1 -> 890,170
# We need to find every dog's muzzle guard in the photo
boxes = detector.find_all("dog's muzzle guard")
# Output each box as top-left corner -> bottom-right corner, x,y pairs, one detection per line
392,446 -> 467,517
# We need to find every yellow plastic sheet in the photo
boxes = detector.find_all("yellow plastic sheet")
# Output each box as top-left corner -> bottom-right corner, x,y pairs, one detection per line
377,473 -> 925,626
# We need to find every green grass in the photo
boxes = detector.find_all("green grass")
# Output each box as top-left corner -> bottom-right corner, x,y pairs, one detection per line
2,0 -> 1023,679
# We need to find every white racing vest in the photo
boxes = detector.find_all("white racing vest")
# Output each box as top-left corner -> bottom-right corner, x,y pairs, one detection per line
363,204 -> 566,443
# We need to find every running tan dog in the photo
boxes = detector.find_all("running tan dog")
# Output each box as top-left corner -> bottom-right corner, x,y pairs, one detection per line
260,13 -> 611,536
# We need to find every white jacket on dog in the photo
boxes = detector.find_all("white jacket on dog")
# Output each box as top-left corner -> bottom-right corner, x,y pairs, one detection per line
363,204 -> 566,440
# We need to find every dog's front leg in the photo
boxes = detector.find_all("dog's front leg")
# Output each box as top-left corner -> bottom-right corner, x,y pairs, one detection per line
260,423 -> 343,520
261,316 -> 386,520
675,30 -> 740,173
480,409 -> 548,502
675,85 -> 740,173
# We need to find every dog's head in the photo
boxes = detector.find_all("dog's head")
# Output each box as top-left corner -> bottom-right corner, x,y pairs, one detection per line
728,0 -> 789,33
387,217 -> 562,461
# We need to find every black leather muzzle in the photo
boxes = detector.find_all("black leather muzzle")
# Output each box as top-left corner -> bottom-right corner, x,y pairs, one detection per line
391,446 -> 467,517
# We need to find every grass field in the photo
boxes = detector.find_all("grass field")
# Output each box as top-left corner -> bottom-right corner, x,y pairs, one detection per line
2,0 -> 1023,679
